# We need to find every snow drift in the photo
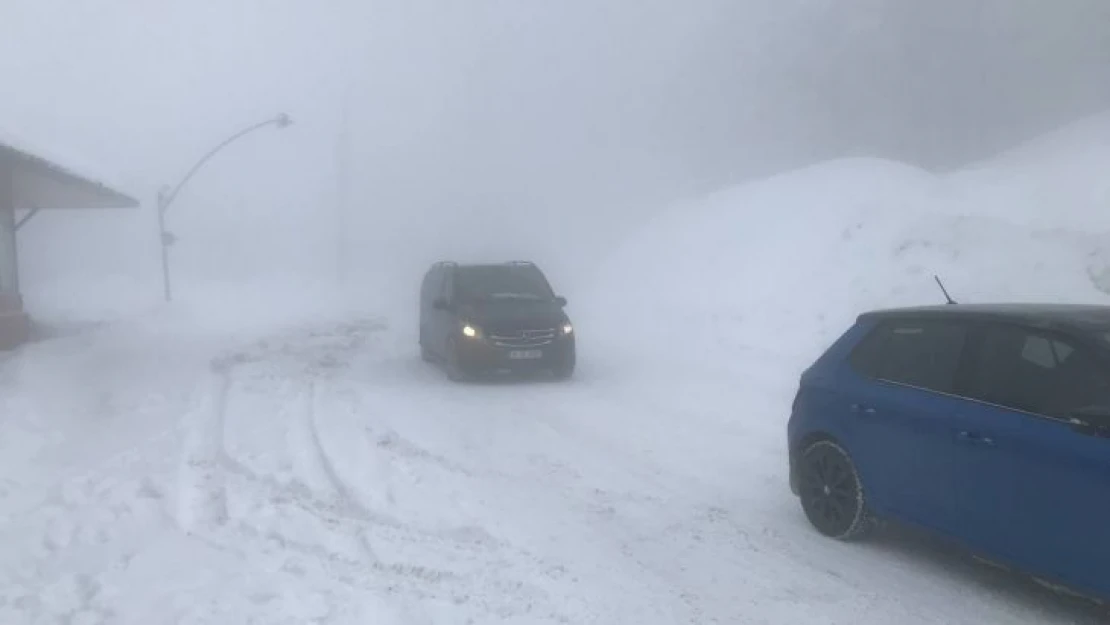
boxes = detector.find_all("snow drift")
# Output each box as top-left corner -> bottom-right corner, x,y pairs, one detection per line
584,113 -> 1110,379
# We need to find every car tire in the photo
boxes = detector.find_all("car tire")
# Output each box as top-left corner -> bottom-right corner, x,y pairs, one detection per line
420,340 -> 434,363
419,325 -> 434,362
444,337 -> 470,382
798,439 -> 875,541
551,353 -> 576,380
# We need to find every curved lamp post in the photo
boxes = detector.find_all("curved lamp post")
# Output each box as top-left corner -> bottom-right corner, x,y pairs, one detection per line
156,113 -> 293,302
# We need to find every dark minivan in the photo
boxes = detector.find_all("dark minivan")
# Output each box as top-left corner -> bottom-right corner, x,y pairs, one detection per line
419,261 -> 575,381
788,303 -> 1110,604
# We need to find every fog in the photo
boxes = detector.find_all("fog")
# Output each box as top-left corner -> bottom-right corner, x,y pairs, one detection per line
2,0 -> 1108,312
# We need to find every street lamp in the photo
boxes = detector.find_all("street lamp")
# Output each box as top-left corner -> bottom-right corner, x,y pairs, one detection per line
156,113 -> 293,302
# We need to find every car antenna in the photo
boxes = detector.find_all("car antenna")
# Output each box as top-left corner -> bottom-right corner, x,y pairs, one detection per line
934,275 -> 957,305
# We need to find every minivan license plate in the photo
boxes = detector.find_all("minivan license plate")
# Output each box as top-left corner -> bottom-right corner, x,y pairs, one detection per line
509,350 -> 542,360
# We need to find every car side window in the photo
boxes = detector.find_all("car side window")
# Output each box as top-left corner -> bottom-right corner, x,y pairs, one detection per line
967,324 -> 1110,419
1019,334 -> 1074,369
849,319 -> 968,394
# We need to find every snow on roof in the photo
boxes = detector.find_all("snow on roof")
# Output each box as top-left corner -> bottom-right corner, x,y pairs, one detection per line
0,128 -> 139,210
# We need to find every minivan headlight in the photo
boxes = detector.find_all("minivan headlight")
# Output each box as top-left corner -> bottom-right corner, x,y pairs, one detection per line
562,323 -> 573,335
462,324 -> 480,338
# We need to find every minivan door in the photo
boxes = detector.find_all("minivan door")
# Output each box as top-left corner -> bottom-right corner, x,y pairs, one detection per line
423,266 -> 453,358
419,267 -> 441,349
432,267 -> 458,354
959,323 -> 1110,598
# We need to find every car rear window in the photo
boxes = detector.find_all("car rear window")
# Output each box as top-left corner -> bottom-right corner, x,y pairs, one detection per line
849,319 -> 968,394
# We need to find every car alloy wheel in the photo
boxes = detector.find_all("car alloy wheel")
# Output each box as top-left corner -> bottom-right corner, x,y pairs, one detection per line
798,440 -> 873,540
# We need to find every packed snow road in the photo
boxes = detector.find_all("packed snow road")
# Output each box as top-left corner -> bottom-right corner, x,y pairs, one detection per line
0,316 -> 1104,624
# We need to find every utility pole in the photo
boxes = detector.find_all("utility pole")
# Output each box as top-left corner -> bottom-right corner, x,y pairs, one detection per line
156,186 -> 174,302
156,113 -> 293,302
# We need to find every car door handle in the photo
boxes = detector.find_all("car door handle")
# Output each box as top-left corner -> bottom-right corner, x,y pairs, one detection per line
956,430 -> 996,447
850,403 -> 877,416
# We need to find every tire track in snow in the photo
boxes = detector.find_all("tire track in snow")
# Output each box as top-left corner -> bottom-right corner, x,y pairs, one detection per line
305,375 -> 595,621
168,323 -> 595,621
331,367 -> 711,622
205,340 -> 432,549
218,378 -> 576,622
284,380 -> 336,493
175,370 -> 231,532
304,380 -> 376,522
301,379 -> 383,563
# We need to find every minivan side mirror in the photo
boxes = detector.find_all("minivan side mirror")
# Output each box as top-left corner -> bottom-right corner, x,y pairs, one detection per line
554,296 -> 568,307
432,297 -> 450,311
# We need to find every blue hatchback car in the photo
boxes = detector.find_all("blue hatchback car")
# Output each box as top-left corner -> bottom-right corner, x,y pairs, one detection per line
788,304 -> 1110,603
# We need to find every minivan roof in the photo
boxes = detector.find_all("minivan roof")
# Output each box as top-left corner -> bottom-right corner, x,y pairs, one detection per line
858,303 -> 1110,333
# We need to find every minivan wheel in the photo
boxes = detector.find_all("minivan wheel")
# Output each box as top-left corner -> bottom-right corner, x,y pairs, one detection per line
444,338 -> 470,382
798,440 -> 874,541
551,353 -> 576,380
419,326 -> 434,362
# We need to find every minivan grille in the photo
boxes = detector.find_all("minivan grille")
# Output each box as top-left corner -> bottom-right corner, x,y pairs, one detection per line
489,328 -> 556,348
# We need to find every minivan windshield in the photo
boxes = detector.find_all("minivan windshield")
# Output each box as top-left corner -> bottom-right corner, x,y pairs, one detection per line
456,265 -> 555,302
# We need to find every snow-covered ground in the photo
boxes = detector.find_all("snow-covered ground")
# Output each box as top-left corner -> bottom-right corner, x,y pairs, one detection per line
4,114 -> 1110,624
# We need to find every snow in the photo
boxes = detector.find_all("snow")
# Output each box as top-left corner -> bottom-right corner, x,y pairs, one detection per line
4,114 -> 1110,624
583,149 -> 1110,380
946,110 -> 1110,232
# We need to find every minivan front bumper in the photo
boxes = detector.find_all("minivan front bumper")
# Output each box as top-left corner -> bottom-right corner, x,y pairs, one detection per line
455,329 -> 575,373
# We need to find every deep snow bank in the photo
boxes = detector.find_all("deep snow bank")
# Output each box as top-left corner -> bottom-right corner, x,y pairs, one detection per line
583,115 -> 1110,378
948,111 -> 1110,231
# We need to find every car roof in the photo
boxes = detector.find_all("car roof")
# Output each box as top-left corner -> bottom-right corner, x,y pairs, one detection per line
858,303 -> 1110,333
430,261 -> 536,268
432,261 -> 542,273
